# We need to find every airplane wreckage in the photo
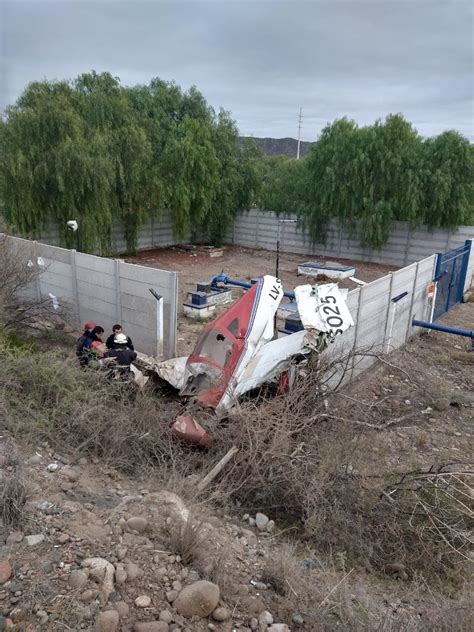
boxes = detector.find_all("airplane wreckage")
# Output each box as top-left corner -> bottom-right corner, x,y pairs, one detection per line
152,274 -> 354,446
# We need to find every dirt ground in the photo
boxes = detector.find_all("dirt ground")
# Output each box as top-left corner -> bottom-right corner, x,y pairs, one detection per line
126,245 -> 396,356
329,301 -> 474,474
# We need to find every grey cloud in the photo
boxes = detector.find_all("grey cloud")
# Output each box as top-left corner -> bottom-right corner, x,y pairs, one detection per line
1,0 -> 472,140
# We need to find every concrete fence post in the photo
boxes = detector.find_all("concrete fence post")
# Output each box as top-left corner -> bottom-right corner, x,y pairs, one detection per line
338,224 -> 343,258
382,273 -> 394,347
350,286 -> 363,379
69,249 -> 80,326
169,271 -> 179,357
405,262 -> 419,342
32,240 -> 42,302
115,259 -> 123,323
404,226 -> 412,266
446,230 -> 452,251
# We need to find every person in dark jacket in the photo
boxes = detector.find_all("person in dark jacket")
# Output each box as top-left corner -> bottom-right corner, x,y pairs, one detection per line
76,324 -> 104,366
106,332 -> 137,372
106,324 -> 134,351
75,322 -> 96,366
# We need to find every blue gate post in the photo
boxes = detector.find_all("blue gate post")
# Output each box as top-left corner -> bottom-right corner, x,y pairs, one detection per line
445,257 -> 457,313
457,240 -> 472,303
434,251 -> 443,281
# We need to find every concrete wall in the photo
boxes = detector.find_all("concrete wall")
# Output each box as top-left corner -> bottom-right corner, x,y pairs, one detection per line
2,235 -> 178,358
0,212 -> 182,255
324,253 -> 437,385
226,209 -> 474,277
2,210 -> 473,290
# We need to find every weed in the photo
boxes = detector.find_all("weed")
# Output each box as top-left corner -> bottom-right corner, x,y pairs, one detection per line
1,469 -> 29,528
167,515 -> 207,565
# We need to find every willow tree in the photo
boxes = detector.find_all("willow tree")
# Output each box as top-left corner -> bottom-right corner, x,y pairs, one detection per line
355,114 -> 424,246
0,80 -> 115,251
422,131 -> 474,228
202,114 -> 261,245
1,72 -> 261,252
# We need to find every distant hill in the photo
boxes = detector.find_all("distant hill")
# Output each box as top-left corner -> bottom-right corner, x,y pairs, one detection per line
240,136 -> 314,158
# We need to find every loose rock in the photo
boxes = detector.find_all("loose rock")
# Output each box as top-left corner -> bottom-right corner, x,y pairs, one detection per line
212,607 -> 230,622
126,516 -> 148,533
82,558 -> 115,602
174,580 -> 220,618
134,623 -> 169,632
114,567 -> 127,584
268,625 -> 291,632
69,570 -> 88,589
259,610 -> 273,630
6,532 -> 23,545
159,610 -> 173,623
80,589 -> 99,602
0,561 -> 12,584
57,533 -> 70,544
433,398 -> 450,411
255,513 -> 269,531
36,610 -> 49,625
25,534 -> 45,546
124,562 -> 141,580
166,590 -> 178,603
94,610 -> 119,632
135,595 -> 152,608
116,546 -> 127,560
114,601 -> 130,618
292,613 -> 304,626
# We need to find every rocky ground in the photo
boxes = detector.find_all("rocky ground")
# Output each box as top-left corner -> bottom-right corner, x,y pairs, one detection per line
0,303 -> 473,632
0,447 -> 296,632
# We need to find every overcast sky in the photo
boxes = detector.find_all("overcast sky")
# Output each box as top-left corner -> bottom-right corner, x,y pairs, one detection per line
1,0 -> 473,141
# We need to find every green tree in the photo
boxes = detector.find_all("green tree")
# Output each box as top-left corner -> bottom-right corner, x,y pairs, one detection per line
422,131 -> 474,228
0,72 -> 261,252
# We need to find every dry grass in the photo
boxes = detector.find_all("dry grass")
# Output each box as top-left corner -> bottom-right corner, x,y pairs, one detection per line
0,335 -> 471,589
1,469 -> 29,528
167,515 -> 208,565
0,235 -> 67,332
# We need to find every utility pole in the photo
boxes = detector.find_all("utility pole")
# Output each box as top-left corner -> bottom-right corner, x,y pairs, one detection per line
296,107 -> 303,160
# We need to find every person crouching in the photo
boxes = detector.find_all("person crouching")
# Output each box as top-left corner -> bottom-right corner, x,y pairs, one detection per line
106,332 -> 137,373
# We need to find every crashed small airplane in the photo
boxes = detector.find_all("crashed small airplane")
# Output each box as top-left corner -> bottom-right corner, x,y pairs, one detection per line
156,275 -> 353,415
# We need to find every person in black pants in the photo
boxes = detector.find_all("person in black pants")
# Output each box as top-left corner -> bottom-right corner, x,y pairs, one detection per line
106,333 -> 137,373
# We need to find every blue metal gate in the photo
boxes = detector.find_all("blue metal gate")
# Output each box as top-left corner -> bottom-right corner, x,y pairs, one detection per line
433,240 -> 471,321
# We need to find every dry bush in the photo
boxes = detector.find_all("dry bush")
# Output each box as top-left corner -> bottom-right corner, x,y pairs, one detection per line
200,351 -> 473,584
1,469 -> 29,528
261,542 -> 304,596
261,541 -> 474,630
0,345 -> 201,478
0,235 -> 65,332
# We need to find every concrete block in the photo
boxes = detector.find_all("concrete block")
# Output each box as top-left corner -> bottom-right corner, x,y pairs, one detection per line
183,302 -> 217,320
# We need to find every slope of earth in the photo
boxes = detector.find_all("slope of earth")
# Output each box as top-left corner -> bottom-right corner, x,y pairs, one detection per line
0,302 -> 472,631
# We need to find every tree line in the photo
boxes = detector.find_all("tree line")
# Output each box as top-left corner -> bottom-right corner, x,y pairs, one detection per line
0,71 -> 260,252
259,115 -> 473,247
1,73 -> 472,252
